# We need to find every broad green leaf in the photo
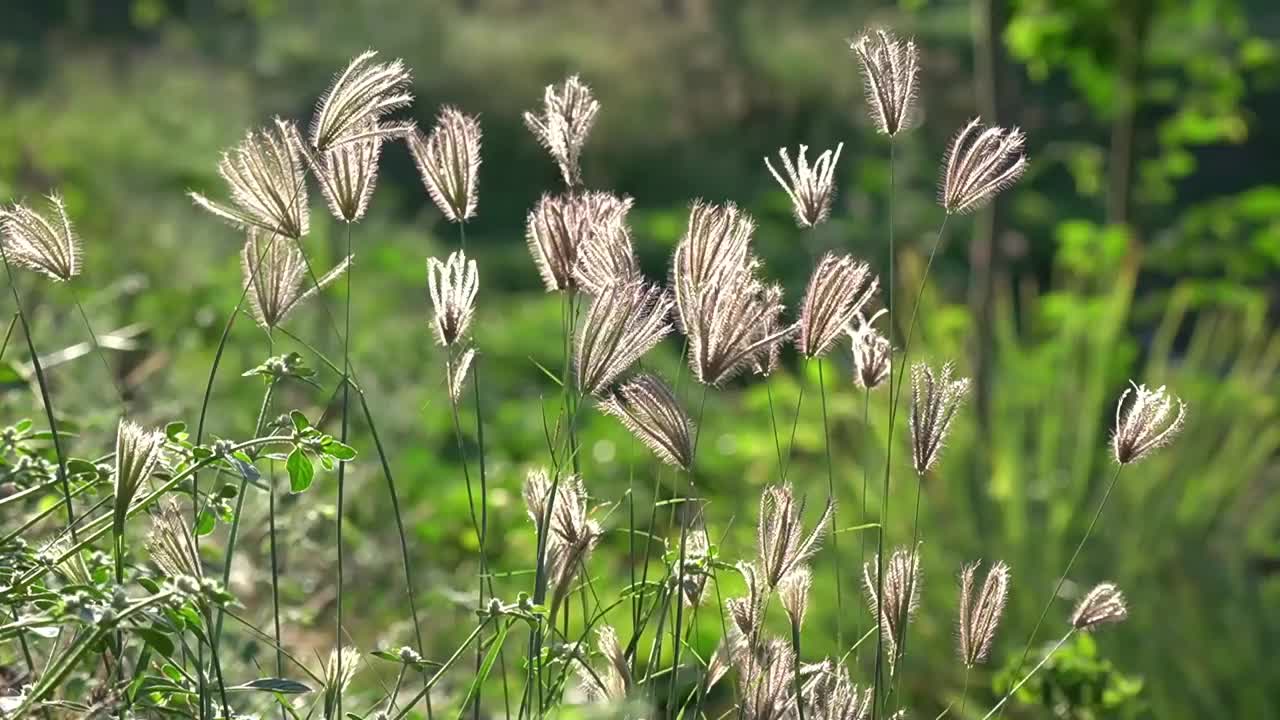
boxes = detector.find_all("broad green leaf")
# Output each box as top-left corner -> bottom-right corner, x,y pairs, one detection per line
287,448 -> 313,493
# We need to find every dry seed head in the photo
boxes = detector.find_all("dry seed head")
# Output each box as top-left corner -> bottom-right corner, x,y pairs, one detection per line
0,194 -> 82,282
579,625 -> 632,703
148,499 -> 203,581
241,231 -> 351,330
191,117 -> 310,239
303,119 -> 384,223
409,107 -> 482,223
909,361 -> 971,475
802,660 -> 872,720
311,51 -> 413,151
863,545 -> 921,666
1112,381 -> 1187,464
540,474 -> 601,619
113,419 -> 166,536
1071,582 -> 1128,631
524,74 -> 600,187
765,143 -> 844,228
426,250 -> 479,347
940,117 -> 1029,214
676,515 -> 712,607
448,347 -> 475,402
957,560 -> 1010,667
673,201 -> 755,291
599,373 -> 694,470
848,309 -> 891,390
574,282 -> 673,396
322,646 -> 362,719
573,213 -> 640,295
779,566 -> 812,629
527,191 -> 633,292
757,484 -> 834,588
850,29 -> 920,137
750,283 -> 788,378
727,561 -> 768,640
738,637 -> 797,720
798,253 -> 878,358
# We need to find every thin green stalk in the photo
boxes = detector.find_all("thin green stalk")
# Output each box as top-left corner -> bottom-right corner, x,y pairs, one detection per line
959,664 -> 972,717
858,390 -> 870,664
981,631 -> 1075,720
873,139 -> 896,720
389,621 -> 490,720
817,358 -> 843,650
335,220 -> 354,720
0,312 -> 17,359
666,386 -> 709,716
70,286 -> 125,403
790,619 -> 806,720
268,457 -> 284,720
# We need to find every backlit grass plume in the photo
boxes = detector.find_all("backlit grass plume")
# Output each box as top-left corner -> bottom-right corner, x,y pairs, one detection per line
523,471 -> 601,618
310,50 -> 412,151
303,119 -> 383,223
191,118 -> 310,240
426,250 -> 479,347
1112,381 -> 1187,464
848,309 -> 891,390
909,361 -> 971,475
0,194 -> 82,282
940,118 -> 1028,214
578,625 -> 632,704
802,660 -> 873,720
757,484 -> 833,589
863,545 -> 922,665
408,106 -> 482,223
797,252 -> 877,358
524,74 -> 600,187
672,200 -> 754,290
241,231 -> 351,330
148,499 -> 203,581
737,637 -> 797,720
598,373 -> 694,470
765,143 -> 844,228
851,29 -> 920,137
322,646 -> 362,720
573,213 -> 640,294
527,191 -> 632,292
1070,582 -> 1129,631
728,562 -> 768,639
113,420 -> 165,552
779,566 -> 812,629
574,281 -> 673,396
957,560 -> 1010,667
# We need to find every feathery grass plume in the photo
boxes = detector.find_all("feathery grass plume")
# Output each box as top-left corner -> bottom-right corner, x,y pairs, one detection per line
0,195 -> 82,281
113,420 -> 165,539
1070,582 -> 1128,631
1111,381 -> 1187,464
574,282 -> 673,396
190,118 -> 310,239
863,545 -> 921,664
448,347 -> 476,402
706,632 -> 740,692
426,250 -> 479,347
957,560 -> 1010,667
797,252 -> 877,358
408,106 -> 482,223
523,471 -> 601,615
940,117 -> 1029,215
909,361 -> 971,475
240,231 -> 351,330
598,373 -> 694,470
727,562 -> 768,640
779,567 -> 812,629
523,74 -> 600,187
848,309 -> 891,390
802,660 -> 872,720
757,484 -> 834,588
148,499 -> 203,581
672,200 -> 755,290
310,50 -> 412,151
850,29 -> 919,137
40,538 -> 92,586
321,646 -> 362,720
765,143 -> 844,228
526,191 -> 633,292
676,515 -> 712,607
302,119 -> 383,223
573,213 -> 640,294
750,283 -> 788,378
737,637 -> 797,720
578,625 -> 632,703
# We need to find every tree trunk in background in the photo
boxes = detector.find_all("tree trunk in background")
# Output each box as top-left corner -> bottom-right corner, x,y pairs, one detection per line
1110,0 -> 1154,270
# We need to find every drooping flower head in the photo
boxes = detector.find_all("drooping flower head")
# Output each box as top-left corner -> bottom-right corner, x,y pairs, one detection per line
599,373 -> 694,470
909,361 -> 971,475
311,51 -> 413,151
940,118 -> 1029,214
850,29 -> 920,137
0,194 -> 82,282
241,231 -> 350,330
409,106 -> 482,223
797,253 -> 877,358
426,250 -> 479,347
1111,381 -> 1186,464
957,560 -> 1011,667
848,309 -> 891,390
574,282 -> 672,396
522,471 -> 601,619
526,191 -> 633,292
765,143 -> 844,228
578,625 -> 632,704
191,118 -> 310,240
523,74 -> 600,187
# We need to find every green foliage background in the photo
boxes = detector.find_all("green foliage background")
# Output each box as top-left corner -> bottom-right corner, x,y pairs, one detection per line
1,0 -> 1278,717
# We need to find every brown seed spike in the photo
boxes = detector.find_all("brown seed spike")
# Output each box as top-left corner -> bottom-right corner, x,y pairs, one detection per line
940,117 -> 1029,214
1071,582 -> 1128,631
957,560 -> 1011,667
1111,381 -> 1186,465
764,143 -> 844,228
408,107 -> 482,224
850,29 -> 920,137
598,373 -> 694,470
797,253 -> 878,358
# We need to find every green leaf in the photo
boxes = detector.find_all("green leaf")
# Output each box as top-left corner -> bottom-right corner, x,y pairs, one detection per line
287,448 -> 313,493
323,440 -> 357,461
66,458 -> 98,478
195,510 -> 216,536
457,621 -> 510,712
228,677 -> 312,694
289,410 -> 310,431
162,663 -> 184,684
135,626 -> 175,657
0,360 -> 24,386
137,577 -> 161,594
165,422 -> 187,441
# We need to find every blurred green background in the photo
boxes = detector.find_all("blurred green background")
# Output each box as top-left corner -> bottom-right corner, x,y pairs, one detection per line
2,0 -> 1279,717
